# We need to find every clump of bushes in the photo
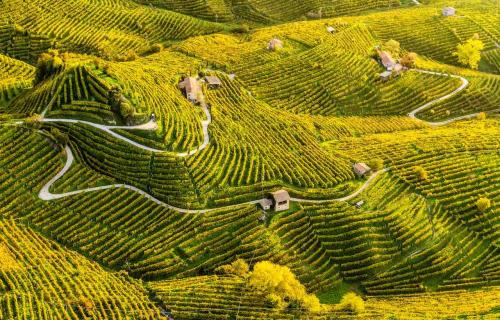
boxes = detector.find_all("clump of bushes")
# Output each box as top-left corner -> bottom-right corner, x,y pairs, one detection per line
337,292 -> 365,314
108,86 -> 147,125
34,50 -> 67,84
232,24 -> 250,34
413,166 -> 428,181
215,258 -> 249,277
476,197 -> 491,212
149,43 -> 164,53
368,158 -> 384,171
400,52 -> 417,68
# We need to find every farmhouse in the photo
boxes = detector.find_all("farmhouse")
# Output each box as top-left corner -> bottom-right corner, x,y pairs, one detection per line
178,77 -> 201,103
205,76 -> 222,89
353,163 -> 371,177
258,198 -> 273,211
376,48 -> 396,70
268,38 -> 283,51
442,7 -> 456,17
327,26 -> 336,33
271,190 -> 290,212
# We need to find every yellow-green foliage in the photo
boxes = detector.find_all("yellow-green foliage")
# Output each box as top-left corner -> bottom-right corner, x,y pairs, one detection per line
338,292 -> 365,314
249,261 -> 321,312
454,34 -> 485,69
0,219 -> 160,319
476,197 -> 491,212
0,0 -> 224,59
215,258 -> 250,277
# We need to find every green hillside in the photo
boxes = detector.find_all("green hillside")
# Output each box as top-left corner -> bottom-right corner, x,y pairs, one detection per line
0,0 -> 499,319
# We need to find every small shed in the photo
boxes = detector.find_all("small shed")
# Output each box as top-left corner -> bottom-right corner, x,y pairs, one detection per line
205,76 -> 222,89
268,38 -> 283,51
355,200 -> 365,209
258,198 -> 273,211
442,7 -> 456,17
380,70 -> 392,81
326,26 -> 336,34
178,77 -> 201,103
353,163 -> 371,177
271,190 -> 290,212
376,48 -> 396,70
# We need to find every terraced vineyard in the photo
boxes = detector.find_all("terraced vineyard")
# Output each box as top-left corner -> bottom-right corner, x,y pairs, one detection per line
134,0 -> 401,23
0,0 -> 499,319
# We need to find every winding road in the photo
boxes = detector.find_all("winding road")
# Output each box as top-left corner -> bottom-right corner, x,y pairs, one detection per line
29,69 -> 496,213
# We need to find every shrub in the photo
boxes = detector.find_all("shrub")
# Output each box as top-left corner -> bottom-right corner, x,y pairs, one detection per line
413,166 -> 428,181
338,292 -> 365,314
122,50 -> 138,61
368,158 -> 384,171
215,258 -> 249,277
476,197 -> 491,212
150,43 -> 164,53
35,50 -> 66,84
232,24 -> 250,33
400,52 -> 417,68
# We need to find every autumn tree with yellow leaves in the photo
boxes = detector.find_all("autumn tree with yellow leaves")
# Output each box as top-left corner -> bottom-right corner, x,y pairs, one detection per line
249,261 -> 322,312
453,34 -> 484,69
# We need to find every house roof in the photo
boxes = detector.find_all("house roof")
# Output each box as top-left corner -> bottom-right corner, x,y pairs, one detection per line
268,38 -> 283,49
271,190 -> 290,203
353,163 -> 371,175
205,76 -> 222,86
259,198 -> 273,207
179,77 -> 200,94
377,49 -> 396,68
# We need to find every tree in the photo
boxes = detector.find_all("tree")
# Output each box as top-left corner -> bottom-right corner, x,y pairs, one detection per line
476,197 -> 491,212
215,258 -> 249,277
413,166 -> 428,181
35,50 -> 66,84
453,34 -> 484,69
383,39 -> 400,58
338,292 -> 365,314
368,158 -> 384,171
477,112 -> 487,120
249,261 -> 321,312
400,52 -> 417,68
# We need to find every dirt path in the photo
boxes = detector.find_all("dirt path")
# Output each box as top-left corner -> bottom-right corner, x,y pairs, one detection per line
39,146 -> 388,213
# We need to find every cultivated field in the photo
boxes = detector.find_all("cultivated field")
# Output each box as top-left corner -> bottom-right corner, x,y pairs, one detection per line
0,0 -> 498,319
